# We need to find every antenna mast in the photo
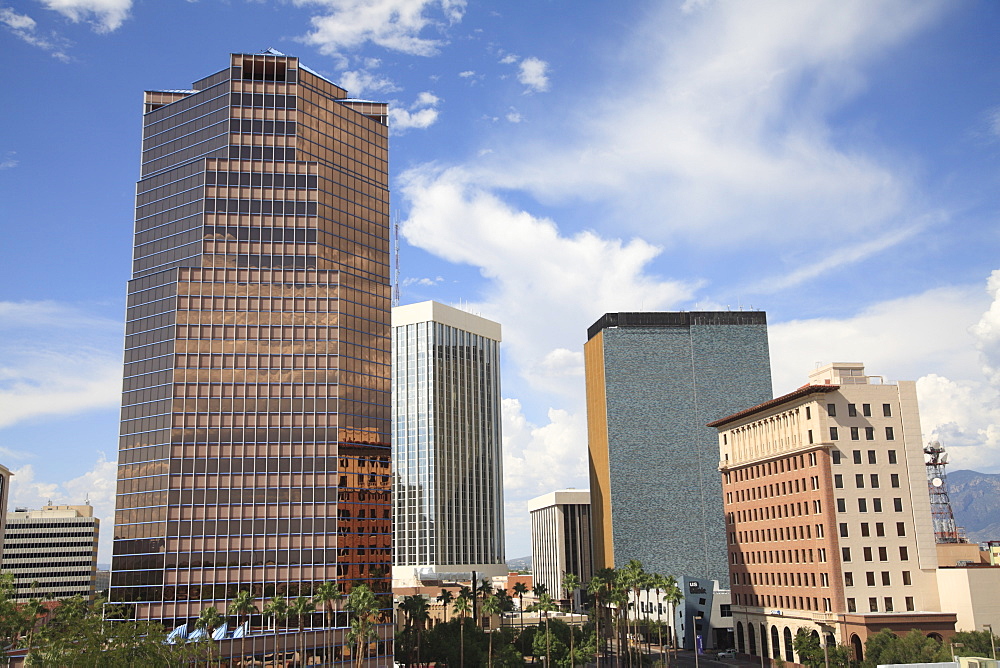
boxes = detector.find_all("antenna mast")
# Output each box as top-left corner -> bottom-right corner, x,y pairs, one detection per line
392,213 -> 400,307
924,441 -> 965,543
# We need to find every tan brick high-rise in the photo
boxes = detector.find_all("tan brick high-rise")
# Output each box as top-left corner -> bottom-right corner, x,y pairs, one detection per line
711,363 -> 956,663
110,51 -> 391,663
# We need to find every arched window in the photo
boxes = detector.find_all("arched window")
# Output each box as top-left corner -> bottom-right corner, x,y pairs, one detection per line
749,623 -> 757,656
760,623 -> 769,658
771,626 -> 780,659
851,634 -> 864,661
784,627 -> 794,662
737,622 -> 745,654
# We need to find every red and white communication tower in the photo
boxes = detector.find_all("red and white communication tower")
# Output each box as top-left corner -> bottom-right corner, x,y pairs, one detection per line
924,441 -> 966,543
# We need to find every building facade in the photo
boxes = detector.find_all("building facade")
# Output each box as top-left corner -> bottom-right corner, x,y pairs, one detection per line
109,51 -> 392,662
585,311 -> 772,585
712,363 -> 955,663
528,489 -> 593,606
2,504 -> 99,601
392,301 -> 505,585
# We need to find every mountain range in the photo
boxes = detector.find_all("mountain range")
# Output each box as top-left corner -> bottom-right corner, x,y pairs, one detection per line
945,470 -> 1000,543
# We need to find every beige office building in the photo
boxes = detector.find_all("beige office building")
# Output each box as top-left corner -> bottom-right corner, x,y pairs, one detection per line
2,504 -> 99,601
528,489 -> 593,605
711,363 -> 956,663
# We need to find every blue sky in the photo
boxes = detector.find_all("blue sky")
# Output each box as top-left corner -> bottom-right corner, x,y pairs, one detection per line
1,0 -> 999,562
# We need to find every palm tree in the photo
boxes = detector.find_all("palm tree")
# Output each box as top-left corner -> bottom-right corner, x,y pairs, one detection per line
290,595 -> 316,664
436,588 -> 454,624
661,575 -> 682,660
408,595 -> 430,666
229,590 -> 257,636
263,595 -> 289,664
195,605 -> 225,666
588,570 -> 613,666
313,581 -> 342,663
562,572 -> 583,667
532,592 -> 559,668
21,597 -> 47,655
346,584 -> 379,668
512,581 -> 529,630
453,591 -> 472,667
481,594 -> 502,668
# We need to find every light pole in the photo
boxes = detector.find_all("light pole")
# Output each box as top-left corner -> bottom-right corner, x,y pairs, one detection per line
983,624 -> 996,660
951,642 -> 964,661
819,624 -> 831,668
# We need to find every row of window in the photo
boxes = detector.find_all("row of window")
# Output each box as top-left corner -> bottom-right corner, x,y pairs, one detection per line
844,570 -> 913,587
731,547 -> 828,565
834,473 -> 900,489
846,596 -> 915,612
837,497 -> 906,515
733,593 -> 833,612
733,571 -> 830,588
824,402 -> 893,418
825,426 -> 894,441
842,545 -> 909,562
840,522 -> 910,543
731,523 -> 825,544
203,198 -> 317,216
229,119 -> 296,136
835,449 -> 899,465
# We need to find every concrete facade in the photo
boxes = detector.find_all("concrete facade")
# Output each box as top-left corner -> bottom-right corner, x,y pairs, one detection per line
528,489 -> 593,607
586,311 -> 772,585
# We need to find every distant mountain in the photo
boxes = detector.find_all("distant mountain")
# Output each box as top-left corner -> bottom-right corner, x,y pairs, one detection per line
507,555 -> 532,572
946,470 -> 1000,542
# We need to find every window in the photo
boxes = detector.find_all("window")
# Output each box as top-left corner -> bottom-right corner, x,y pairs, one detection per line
835,475 -> 844,489
883,403 -> 892,417
861,523 -> 870,537
870,474 -> 880,488
842,547 -> 852,562
853,450 -> 863,464
839,523 -> 849,538
844,572 -> 854,587
890,474 -> 900,488
896,522 -> 906,536
818,548 -> 827,562
886,427 -> 895,441
863,403 -> 872,417
816,524 -> 825,538
893,498 -> 903,512
808,429 -> 814,444
879,546 -> 888,561
851,427 -> 860,440
863,547 -> 873,561
821,573 -> 829,587
837,498 -> 846,512
869,597 -> 878,612
902,571 -> 911,585
830,427 -> 839,440
832,450 -> 842,464
899,546 -> 909,561
847,598 -> 857,612
865,427 -> 875,440
881,571 -> 891,586
828,403 -> 837,417
810,452 -> 817,466
806,406 -> 812,419
858,498 -> 868,513
866,450 -> 876,464
856,474 -> 865,488
814,500 -> 822,513
905,596 -> 914,611
866,572 -> 876,586
848,404 -> 857,417
873,498 -> 883,512
884,597 -> 894,612
875,523 -> 885,537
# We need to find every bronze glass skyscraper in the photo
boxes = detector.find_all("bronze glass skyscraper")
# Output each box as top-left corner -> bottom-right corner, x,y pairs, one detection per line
110,52 -> 391,657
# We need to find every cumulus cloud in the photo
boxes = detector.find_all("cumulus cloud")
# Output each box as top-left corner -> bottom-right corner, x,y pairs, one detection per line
296,0 -> 466,62
0,301 -> 121,428
1,7 -> 70,59
0,151 -> 17,170
505,108 -> 522,123
336,68 -> 400,97
401,275 -> 444,287
9,455 -> 117,563
388,91 -> 441,132
517,56 -> 549,92
39,0 -> 131,32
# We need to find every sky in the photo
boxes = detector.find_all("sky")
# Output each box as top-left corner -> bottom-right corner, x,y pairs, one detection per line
1,0 -> 999,564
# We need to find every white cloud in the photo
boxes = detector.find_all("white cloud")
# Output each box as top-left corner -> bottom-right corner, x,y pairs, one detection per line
39,0 -> 131,32
388,91 -> 441,132
1,7 -> 69,59
401,275 -> 444,287
9,455 -> 117,563
296,0 -> 466,60
505,108 -> 522,123
0,151 -> 17,170
0,301 -> 121,429
770,270 -> 1000,473
336,69 -> 400,97
498,53 -> 518,65
458,70 -> 475,78
517,56 -> 549,93
399,165 -> 696,398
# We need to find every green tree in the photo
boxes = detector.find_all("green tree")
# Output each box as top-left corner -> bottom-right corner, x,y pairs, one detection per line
561,572 -> 582,665
863,629 -> 950,668
588,569 -> 614,665
621,559 -> 647,666
346,584 -> 380,668
454,592 -> 472,666
513,581 -> 529,630
531,592 -> 560,668
195,606 -> 225,665
482,594 -> 504,668
437,588 -> 455,624
792,628 -> 824,668
951,630 -> 1000,658
313,579 -> 342,663
290,595 -> 316,664
229,590 -> 257,636
263,594 -> 289,662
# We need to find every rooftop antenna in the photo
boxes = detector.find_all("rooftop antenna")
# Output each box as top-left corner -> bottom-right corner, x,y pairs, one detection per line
925,441 -> 965,543
392,212 -> 400,308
